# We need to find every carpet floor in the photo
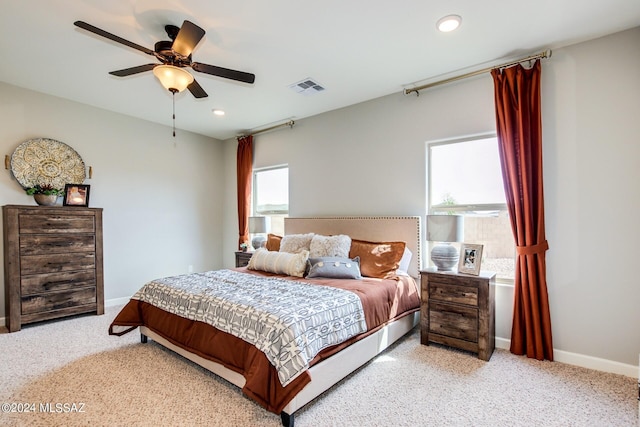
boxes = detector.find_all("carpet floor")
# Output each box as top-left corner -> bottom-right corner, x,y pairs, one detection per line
0,305 -> 637,427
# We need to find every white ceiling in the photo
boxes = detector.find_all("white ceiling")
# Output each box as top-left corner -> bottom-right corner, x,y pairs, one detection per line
1,1 -> 639,140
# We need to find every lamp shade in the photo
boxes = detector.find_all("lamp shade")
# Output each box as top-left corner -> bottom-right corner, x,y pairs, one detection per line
426,215 -> 463,242
152,65 -> 194,92
249,216 -> 271,234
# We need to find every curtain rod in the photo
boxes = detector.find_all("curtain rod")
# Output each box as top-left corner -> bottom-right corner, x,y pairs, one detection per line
238,120 -> 295,138
404,50 -> 551,96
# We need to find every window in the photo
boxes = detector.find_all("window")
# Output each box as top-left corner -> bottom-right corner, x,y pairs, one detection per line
428,135 -> 515,283
253,165 -> 289,236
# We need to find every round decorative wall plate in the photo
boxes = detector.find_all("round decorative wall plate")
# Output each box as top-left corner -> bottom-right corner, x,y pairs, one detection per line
11,138 -> 86,189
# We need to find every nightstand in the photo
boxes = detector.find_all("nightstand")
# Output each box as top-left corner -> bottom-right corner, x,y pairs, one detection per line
235,251 -> 253,267
420,269 -> 496,361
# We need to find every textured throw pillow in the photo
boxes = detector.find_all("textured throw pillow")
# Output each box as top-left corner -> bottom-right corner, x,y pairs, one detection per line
247,248 -> 309,277
349,239 -> 406,279
265,233 -> 282,252
279,233 -> 315,254
306,256 -> 362,279
309,234 -> 352,258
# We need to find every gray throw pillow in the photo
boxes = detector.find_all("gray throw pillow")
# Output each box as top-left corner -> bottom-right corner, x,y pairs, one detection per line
306,256 -> 362,279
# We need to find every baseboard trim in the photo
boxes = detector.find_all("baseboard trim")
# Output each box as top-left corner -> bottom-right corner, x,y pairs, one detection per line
105,297 -> 131,307
495,337 -> 637,378
495,337 -> 511,351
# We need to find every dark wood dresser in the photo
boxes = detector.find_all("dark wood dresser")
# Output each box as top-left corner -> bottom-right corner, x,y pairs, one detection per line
3,205 -> 104,332
420,269 -> 496,361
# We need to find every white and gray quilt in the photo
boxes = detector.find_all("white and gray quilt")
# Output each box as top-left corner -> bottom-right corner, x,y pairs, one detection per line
131,269 -> 367,386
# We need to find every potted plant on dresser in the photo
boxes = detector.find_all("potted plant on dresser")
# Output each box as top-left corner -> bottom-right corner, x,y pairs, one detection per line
25,184 -> 65,206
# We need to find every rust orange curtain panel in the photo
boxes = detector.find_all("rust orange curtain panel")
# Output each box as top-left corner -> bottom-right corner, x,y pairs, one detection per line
237,135 -> 253,249
491,61 -> 553,361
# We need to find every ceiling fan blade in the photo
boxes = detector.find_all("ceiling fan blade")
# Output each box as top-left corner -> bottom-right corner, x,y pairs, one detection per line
109,64 -> 157,77
172,20 -> 205,58
191,62 -> 255,84
187,79 -> 208,98
74,21 -> 155,56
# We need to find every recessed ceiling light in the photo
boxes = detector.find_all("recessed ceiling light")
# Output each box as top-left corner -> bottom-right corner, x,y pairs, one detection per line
212,109 -> 225,116
437,15 -> 462,32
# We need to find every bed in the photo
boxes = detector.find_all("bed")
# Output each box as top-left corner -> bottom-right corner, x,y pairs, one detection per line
109,216 -> 422,426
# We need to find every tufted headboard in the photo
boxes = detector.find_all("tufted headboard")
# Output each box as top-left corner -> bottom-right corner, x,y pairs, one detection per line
284,216 -> 422,278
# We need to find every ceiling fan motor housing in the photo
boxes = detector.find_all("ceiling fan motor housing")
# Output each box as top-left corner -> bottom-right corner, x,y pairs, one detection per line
155,40 -> 189,64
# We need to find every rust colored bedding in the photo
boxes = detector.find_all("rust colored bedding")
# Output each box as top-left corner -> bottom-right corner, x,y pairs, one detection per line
109,268 -> 419,413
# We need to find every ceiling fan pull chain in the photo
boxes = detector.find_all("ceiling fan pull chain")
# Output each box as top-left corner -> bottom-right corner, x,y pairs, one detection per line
172,90 -> 176,137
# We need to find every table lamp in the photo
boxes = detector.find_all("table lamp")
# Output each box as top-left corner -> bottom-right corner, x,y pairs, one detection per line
426,215 -> 464,271
249,216 -> 271,250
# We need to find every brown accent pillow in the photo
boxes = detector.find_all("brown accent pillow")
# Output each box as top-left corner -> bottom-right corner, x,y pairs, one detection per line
349,239 -> 406,279
265,233 -> 282,252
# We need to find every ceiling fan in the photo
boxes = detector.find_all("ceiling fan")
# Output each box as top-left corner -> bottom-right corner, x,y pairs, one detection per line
73,20 -> 255,98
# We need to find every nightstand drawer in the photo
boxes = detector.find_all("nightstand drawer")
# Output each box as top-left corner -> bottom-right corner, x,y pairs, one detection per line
235,251 -> 253,267
430,282 -> 478,306
429,301 -> 478,342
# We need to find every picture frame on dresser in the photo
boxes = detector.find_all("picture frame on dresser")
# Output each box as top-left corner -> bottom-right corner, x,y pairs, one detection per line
458,243 -> 483,275
63,184 -> 90,207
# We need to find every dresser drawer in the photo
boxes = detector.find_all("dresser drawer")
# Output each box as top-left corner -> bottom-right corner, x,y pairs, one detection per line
430,281 -> 478,306
20,252 -> 95,275
21,287 -> 97,315
21,270 -> 96,296
19,214 -> 95,234
429,300 -> 478,342
20,234 -> 96,255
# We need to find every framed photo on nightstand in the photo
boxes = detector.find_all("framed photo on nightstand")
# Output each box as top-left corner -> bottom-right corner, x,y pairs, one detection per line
458,243 -> 483,275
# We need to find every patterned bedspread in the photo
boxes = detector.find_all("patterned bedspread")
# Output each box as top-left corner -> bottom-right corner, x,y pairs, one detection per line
131,269 -> 367,386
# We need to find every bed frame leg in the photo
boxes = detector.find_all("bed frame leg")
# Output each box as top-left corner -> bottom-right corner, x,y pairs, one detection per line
140,333 -> 147,343
280,412 -> 294,427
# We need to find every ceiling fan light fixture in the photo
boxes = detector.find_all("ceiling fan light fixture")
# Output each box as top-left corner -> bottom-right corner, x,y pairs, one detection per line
437,15 -> 462,32
153,65 -> 194,93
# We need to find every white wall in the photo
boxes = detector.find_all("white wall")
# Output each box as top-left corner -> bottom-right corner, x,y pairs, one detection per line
543,28 -> 640,367
223,27 -> 640,368
0,83 -> 225,311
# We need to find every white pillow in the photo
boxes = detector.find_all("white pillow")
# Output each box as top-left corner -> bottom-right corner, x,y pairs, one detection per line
247,248 -> 309,277
279,233 -> 315,254
309,234 -> 351,258
397,247 -> 413,274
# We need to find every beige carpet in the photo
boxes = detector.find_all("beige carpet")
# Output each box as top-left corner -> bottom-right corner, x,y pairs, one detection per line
0,305 -> 637,427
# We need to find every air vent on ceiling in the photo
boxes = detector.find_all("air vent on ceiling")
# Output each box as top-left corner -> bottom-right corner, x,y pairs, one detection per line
289,78 -> 325,96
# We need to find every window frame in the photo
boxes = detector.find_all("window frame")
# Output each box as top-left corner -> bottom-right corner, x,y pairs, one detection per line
252,165 -> 289,216
427,134 -> 514,285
